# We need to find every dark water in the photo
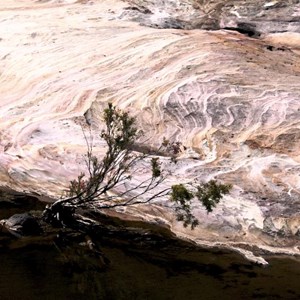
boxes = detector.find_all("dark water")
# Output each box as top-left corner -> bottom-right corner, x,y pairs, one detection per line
0,192 -> 300,300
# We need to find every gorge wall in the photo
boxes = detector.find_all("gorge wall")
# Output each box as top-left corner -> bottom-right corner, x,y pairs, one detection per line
0,0 -> 300,261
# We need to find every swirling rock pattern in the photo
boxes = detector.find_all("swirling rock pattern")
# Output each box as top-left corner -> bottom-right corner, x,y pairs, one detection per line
0,0 -> 300,258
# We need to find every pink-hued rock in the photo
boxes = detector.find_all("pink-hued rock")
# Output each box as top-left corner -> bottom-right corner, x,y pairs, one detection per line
0,0 -> 299,260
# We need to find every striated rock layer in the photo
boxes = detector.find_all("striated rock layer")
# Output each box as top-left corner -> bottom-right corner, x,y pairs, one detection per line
0,0 -> 300,261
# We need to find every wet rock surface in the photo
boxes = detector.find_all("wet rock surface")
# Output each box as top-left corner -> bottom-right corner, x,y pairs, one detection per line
0,201 -> 299,300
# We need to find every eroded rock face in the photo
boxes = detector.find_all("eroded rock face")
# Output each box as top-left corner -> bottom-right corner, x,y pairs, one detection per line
120,0 -> 300,33
0,0 -> 299,256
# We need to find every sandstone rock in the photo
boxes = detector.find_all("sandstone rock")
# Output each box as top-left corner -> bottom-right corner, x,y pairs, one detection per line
0,0 -> 299,257
119,0 -> 300,34
1,213 -> 42,237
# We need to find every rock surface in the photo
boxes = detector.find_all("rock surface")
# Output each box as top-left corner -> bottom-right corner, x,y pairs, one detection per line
0,0 -> 299,258
0,213 -> 42,237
